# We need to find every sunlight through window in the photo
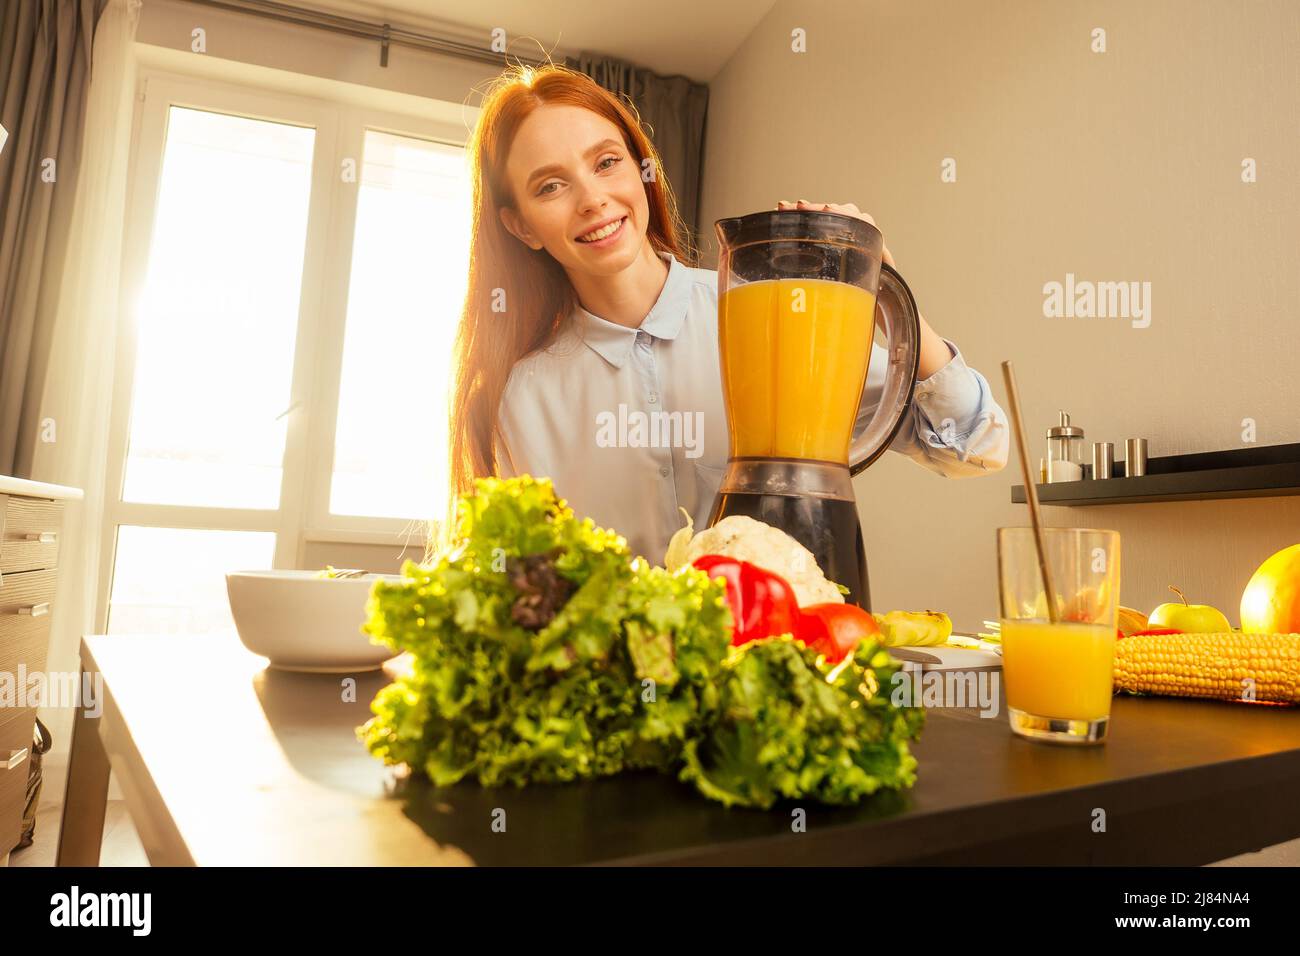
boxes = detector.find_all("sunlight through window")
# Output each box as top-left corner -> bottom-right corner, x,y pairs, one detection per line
122,107 -> 315,509
108,526 -> 276,635
329,130 -> 471,520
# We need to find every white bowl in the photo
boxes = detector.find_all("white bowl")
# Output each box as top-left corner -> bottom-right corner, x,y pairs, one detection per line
226,569 -> 403,673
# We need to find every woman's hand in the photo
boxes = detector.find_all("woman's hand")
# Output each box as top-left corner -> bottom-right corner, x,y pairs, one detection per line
776,199 -> 895,267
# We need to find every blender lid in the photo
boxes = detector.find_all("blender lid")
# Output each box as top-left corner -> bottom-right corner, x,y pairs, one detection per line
716,208 -> 881,247
715,209 -> 882,283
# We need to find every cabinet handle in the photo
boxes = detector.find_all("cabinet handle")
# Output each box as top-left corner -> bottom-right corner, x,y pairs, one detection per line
4,748 -> 27,770
18,602 -> 51,617
24,531 -> 57,544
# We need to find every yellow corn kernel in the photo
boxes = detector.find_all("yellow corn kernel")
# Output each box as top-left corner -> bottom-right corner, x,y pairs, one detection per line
1113,632 -> 1300,704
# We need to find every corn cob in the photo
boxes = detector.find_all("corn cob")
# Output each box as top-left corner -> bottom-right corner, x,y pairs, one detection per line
1113,632 -> 1300,704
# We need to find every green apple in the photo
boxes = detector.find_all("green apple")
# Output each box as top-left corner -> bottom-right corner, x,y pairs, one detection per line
1149,585 -> 1231,632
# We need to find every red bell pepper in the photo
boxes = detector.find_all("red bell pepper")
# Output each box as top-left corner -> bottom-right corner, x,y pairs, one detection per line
691,555 -> 800,647
796,603 -> 881,663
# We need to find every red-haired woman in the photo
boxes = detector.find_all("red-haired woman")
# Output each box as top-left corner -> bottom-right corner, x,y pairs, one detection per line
447,64 -> 1008,561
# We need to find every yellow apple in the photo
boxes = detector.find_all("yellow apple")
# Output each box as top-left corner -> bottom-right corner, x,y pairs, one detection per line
1149,585 -> 1231,633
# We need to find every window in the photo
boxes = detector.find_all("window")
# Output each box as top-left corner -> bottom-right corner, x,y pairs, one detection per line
108,527 -> 276,635
101,74 -> 474,635
123,107 -> 315,510
329,130 -> 470,520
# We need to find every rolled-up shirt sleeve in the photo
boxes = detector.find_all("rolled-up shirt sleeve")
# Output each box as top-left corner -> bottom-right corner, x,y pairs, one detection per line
857,338 -> 1010,477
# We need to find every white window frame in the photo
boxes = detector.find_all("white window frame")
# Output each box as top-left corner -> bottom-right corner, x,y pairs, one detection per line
98,66 -> 473,632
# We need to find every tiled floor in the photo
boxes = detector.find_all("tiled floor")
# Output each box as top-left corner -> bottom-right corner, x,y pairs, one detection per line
9,747 -> 1300,867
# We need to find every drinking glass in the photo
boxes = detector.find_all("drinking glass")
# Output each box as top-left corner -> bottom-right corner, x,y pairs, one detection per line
997,527 -> 1121,744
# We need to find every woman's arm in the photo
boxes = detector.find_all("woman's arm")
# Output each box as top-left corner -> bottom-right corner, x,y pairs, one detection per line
850,335 -> 1009,476
890,339 -> 1010,476
775,201 -> 1011,476
916,314 -> 958,380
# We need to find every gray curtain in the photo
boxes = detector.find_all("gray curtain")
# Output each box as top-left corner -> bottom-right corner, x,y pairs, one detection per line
0,0 -> 107,478
568,53 -> 708,256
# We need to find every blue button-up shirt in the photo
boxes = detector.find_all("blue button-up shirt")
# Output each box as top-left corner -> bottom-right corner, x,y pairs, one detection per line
497,251 -> 1009,562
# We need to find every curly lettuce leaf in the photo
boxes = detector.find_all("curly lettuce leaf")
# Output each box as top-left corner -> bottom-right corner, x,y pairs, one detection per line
359,477 -> 731,789
679,636 -> 924,809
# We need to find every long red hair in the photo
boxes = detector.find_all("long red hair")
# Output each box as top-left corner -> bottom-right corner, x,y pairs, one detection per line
440,63 -> 694,551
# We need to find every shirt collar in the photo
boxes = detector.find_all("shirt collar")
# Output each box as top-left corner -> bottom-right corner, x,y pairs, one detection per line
573,251 -> 692,369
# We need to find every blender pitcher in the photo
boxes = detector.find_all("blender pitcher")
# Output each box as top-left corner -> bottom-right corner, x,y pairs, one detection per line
709,209 -> 922,609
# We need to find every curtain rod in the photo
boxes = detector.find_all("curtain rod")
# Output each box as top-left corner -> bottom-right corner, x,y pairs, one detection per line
179,0 -> 548,68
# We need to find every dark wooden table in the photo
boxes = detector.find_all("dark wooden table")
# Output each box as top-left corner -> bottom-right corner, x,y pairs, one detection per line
56,633 -> 1300,866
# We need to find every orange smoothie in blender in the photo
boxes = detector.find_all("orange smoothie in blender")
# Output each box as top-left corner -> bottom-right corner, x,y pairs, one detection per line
718,278 -> 876,463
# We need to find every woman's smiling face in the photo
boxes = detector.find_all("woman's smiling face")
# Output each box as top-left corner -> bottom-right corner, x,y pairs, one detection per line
500,104 -> 650,276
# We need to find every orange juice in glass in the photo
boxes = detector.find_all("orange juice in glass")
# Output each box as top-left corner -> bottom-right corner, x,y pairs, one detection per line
996,527 -> 1121,744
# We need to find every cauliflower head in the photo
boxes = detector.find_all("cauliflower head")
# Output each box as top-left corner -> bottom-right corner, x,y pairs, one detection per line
664,511 -> 845,607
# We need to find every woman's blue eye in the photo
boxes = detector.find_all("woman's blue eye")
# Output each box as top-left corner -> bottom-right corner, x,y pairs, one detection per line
598,155 -> 621,171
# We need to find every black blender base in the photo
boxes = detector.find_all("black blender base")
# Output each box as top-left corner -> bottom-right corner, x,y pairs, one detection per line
707,492 -> 871,610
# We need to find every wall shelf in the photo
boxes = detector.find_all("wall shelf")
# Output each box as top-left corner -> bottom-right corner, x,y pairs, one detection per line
1010,442 -> 1300,507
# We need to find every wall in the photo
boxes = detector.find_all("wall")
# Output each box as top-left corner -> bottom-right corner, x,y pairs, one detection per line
698,0 -> 1300,630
